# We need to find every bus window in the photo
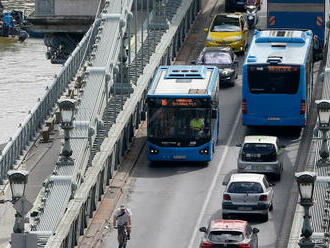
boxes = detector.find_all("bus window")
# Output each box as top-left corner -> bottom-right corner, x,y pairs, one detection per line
247,65 -> 300,94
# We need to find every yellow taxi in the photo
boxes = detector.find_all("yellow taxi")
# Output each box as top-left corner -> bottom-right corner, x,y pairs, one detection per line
204,13 -> 248,54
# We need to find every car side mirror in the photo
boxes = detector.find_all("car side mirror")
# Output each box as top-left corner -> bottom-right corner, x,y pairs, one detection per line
244,27 -> 248,32
269,183 -> 275,187
212,109 -> 217,119
253,228 -> 259,233
236,144 -> 242,147
190,61 -> 196,65
204,28 -> 209,33
234,60 -> 238,64
279,145 -> 286,149
199,227 -> 207,233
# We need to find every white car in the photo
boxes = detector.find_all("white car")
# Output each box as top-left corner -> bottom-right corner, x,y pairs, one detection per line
222,173 -> 274,221
237,136 -> 284,180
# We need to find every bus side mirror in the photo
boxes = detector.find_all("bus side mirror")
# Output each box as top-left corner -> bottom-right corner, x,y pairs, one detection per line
212,109 -> 217,119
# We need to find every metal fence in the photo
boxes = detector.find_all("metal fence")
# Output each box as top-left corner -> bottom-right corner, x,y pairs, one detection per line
0,19 -> 100,185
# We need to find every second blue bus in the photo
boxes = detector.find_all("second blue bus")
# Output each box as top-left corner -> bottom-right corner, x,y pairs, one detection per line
242,29 -> 314,127
147,65 -> 220,162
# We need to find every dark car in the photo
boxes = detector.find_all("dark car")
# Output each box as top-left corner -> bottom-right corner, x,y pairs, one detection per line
199,219 -> 259,247
196,47 -> 238,87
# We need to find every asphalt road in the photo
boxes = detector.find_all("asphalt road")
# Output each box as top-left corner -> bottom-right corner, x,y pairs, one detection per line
99,0 -> 321,247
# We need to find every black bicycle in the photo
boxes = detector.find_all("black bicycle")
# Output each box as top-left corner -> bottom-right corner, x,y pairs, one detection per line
117,223 -> 128,248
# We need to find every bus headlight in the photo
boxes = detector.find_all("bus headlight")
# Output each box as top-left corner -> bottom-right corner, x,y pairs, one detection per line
149,146 -> 159,154
199,147 -> 209,155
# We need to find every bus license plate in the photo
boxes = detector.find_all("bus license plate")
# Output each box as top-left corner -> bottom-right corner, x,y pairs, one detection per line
267,117 -> 280,121
173,155 -> 186,160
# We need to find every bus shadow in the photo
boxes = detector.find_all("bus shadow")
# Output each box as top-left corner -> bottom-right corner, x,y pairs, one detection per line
245,126 -> 302,140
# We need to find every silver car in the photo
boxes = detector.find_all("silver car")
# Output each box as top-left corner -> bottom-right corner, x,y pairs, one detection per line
237,136 -> 284,180
222,173 -> 274,221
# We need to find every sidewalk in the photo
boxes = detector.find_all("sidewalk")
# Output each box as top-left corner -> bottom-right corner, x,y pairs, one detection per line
0,126 -> 61,247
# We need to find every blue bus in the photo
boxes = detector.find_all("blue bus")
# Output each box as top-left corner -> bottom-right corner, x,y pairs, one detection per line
242,29 -> 314,127
267,0 -> 325,51
147,65 -> 220,162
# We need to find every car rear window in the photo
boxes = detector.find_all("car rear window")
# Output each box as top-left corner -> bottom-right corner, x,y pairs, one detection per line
227,182 -> 263,193
209,230 -> 244,242
201,52 -> 232,64
242,143 -> 277,162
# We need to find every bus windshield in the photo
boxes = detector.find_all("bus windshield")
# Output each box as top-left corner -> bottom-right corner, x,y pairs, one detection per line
247,65 -> 300,94
148,107 -> 211,139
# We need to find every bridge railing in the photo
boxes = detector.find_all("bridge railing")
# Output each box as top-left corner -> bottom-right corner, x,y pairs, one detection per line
0,17 -> 100,184
41,0 -> 200,247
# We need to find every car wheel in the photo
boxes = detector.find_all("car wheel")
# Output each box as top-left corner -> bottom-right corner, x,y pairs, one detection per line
274,172 -> 281,181
269,203 -> 273,211
262,213 -> 269,222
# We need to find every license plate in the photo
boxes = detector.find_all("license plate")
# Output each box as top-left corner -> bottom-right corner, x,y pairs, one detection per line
267,117 -> 280,121
173,155 -> 186,160
254,165 -> 264,170
238,207 -> 252,211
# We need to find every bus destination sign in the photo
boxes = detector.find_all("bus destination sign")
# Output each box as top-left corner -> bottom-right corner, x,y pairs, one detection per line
148,98 -> 210,107
268,66 -> 299,72
162,98 -> 197,107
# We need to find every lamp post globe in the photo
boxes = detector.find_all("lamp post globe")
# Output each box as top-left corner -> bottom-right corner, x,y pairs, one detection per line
315,100 -> 330,128
7,170 -> 29,203
58,99 -> 75,127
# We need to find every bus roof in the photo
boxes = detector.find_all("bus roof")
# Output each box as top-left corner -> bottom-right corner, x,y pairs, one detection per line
244,29 -> 313,65
147,65 -> 218,98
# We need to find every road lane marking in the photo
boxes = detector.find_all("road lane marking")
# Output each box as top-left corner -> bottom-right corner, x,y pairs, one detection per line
187,109 -> 242,248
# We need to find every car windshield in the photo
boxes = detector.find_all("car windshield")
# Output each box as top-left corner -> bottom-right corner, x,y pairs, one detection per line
227,182 -> 263,193
200,52 -> 232,64
209,231 -> 244,242
242,143 -> 277,162
211,15 -> 241,32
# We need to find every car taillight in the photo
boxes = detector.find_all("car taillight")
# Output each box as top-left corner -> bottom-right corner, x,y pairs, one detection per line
242,99 -> 247,114
259,195 -> 267,201
301,100 -> 306,114
201,241 -> 212,247
223,194 -> 231,200
240,243 -> 250,248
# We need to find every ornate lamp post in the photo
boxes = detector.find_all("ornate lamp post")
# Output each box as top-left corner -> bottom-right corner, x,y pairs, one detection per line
58,99 -> 75,160
314,100 -> 330,167
295,171 -> 317,248
7,170 -> 29,233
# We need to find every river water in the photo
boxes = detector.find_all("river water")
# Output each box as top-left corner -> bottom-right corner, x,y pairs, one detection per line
0,0 -> 61,145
